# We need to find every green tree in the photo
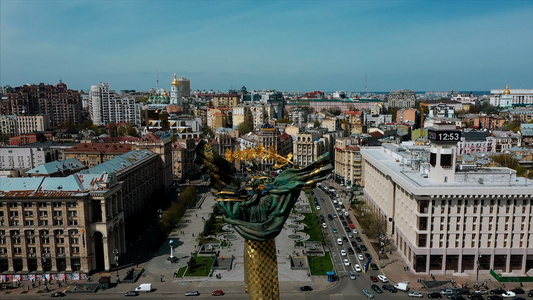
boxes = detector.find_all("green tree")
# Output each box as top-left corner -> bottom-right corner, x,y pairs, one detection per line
60,120 -> 76,130
237,121 -> 252,135
180,186 -> 198,208
313,119 -> 320,128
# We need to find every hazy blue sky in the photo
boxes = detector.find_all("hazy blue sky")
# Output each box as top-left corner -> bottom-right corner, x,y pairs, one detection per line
1,0 -> 532,93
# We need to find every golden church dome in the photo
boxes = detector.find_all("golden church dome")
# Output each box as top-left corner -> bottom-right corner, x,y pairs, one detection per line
503,83 -> 511,95
172,73 -> 180,86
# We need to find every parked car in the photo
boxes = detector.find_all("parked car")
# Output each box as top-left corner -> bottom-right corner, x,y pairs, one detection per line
360,245 -> 368,251
383,285 -> 397,293
448,295 -> 465,300
50,292 -> 66,298
377,275 -> 389,282
343,258 -> 351,266
470,294 -> 485,300
355,246 -> 362,253
358,254 -> 365,261
349,223 -> 355,228
474,289 -> 488,295
347,247 -> 354,255
441,289 -> 454,295
371,263 -> 379,270
528,290 -> 533,297
348,232 -> 354,238
372,284 -> 383,294
333,227 -> 338,233
356,237 -> 363,242
351,241 -> 357,247
490,289 -> 506,295
342,221 -> 348,226
211,290 -> 224,296
487,296 -> 503,300
125,291 -> 140,297
370,275 -> 378,282
349,271 -> 356,280
340,250 -> 347,256
428,292 -> 443,298
353,229 -> 358,234
299,286 -> 313,291
185,290 -> 200,296
511,288 -> 525,294
501,291 -> 515,298
337,238 -> 342,244
322,222 -> 328,228
409,291 -> 424,298
363,289 -> 375,298
354,263 -> 362,271
328,214 -> 334,220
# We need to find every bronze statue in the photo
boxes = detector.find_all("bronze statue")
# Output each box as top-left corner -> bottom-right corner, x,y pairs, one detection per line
195,140 -> 332,299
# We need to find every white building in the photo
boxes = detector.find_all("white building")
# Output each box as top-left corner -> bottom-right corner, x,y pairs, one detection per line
15,115 -> 50,135
89,83 -> 142,126
170,74 -> 182,105
490,84 -> 533,107
361,122 -> 533,275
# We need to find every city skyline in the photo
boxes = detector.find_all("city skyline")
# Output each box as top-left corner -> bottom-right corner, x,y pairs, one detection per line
1,0 -> 532,93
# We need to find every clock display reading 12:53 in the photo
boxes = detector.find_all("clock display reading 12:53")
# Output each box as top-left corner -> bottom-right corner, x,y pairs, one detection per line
428,129 -> 461,142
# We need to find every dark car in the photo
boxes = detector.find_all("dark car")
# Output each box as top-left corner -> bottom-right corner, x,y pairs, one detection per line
125,291 -> 140,297
356,237 -> 363,242
342,221 -> 348,226
490,289 -> 506,295
383,285 -> 397,293
327,214 -> 334,220
470,294 -> 484,300
346,217 -> 352,222
370,263 -> 379,270
360,244 -> 368,251
351,241 -> 357,247
428,292 -> 443,298
300,286 -> 313,291
339,215 -> 345,220
528,290 -> 533,297
50,292 -> 66,298
449,295 -> 465,300
371,284 -> 383,294
343,236 -> 349,242
511,288 -> 525,294
487,296 -> 503,300
355,246 -> 362,253
364,253 -> 371,258
347,247 -> 355,255
514,297 -> 527,300
211,290 -> 224,296
457,289 -> 470,295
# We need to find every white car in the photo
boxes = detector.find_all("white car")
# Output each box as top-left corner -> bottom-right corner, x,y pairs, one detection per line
332,199 -> 338,204
408,291 -> 423,298
344,259 -> 351,266
341,250 -> 347,256
337,238 -> 343,245
354,264 -> 362,272
358,254 -> 364,261
336,207 -> 341,211
316,205 -> 321,210
377,275 -> 389,283
353,229 -> 358,234
349,271 -> 356,280
322,223 -> 328,228
502,291 -> 516,298
344,211 -> 349,216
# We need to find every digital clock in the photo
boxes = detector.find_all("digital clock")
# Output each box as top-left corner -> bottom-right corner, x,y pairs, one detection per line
427,129 -> 461,142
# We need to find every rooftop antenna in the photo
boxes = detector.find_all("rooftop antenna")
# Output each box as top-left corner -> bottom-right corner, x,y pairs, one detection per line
365,74 -> 368,96
156,68 -> 160,91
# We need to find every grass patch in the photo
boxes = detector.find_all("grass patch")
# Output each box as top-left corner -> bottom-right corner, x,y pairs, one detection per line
185,254 -> 214,276
301,213 -> 324,242
176,266 -> 187,277
308,252 -> 334,275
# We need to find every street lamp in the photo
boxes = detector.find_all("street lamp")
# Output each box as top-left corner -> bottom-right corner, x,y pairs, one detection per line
475,252 -> 481,289
169,240 -> 174,259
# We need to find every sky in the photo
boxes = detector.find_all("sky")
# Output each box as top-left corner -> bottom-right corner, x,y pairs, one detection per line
1,0 -> 532,93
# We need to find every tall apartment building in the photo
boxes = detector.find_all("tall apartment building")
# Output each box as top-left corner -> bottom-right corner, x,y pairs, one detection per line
5,82 -> 81,127
89,83 -> 141,126
177,76 -> 191,97
334,136 -> 362,187
387,89 -> 416,108
0,144 -> 60,171
213,94 -> 239,109
361,122 -> 533,274
0,115 -> 16,141
250,105 -> 274,131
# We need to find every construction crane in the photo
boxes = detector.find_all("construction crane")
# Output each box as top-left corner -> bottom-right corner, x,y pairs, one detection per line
419,100 -> 428,130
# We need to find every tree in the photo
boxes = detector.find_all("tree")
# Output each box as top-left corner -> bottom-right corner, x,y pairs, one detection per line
313,120 -> 320,128
277,118 -> 292,124
180,186 -> 198,208
237,121 -> 252,135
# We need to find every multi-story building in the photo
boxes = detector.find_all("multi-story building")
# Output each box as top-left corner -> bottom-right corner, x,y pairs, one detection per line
288,107 -> 308,125
361,122 -> 533,274
293,131 -> 327,167
387,89 -> 416,108
0,143 -> 61,171
15,115 -> 51,135
232,106 -> 249,129
250,105 -> 274,131
212,94 -> 239,109
321,116 -> 341,132
490,84 -> 533,107
345,111 -> 365,135
396,108 -> 417,124
177,76 -> 191,97
171,138 -> 196,181
207,109 -> 227,131
63,143 -> 133,168
0,115 -> 16,142
5,82 -> 82,127
456,130 -> 495,155
334,137 -> 362,187
507,106 -> 533,123
89,83 -> 141,126
521,124 -> 533,148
